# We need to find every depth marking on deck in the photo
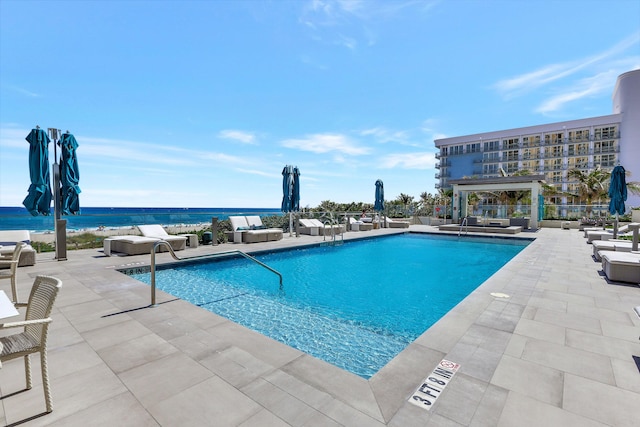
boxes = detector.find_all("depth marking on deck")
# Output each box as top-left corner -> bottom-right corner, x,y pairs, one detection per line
409,359 -> 460,411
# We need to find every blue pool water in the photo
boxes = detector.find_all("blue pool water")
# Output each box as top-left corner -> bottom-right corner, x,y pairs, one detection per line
128,233 -> 529,378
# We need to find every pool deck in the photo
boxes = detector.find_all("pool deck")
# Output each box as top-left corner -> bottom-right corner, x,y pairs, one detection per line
1,226 -> 639,426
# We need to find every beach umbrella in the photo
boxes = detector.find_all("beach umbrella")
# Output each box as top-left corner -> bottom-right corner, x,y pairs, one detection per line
59,132 -> 81,215
22,128 -> 52,216
374,179 -> 385,227
608,165 -> 627,238
281,165 -> 300,236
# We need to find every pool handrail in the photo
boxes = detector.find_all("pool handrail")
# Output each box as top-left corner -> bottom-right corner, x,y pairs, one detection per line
149,240 -> 283,306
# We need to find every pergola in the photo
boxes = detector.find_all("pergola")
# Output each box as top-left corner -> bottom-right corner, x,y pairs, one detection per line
448,175 -> 546,229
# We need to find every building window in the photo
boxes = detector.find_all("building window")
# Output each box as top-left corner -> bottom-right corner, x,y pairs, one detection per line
504,150 -> 518,161
466,143 -> 480,153
594,126 -> 617,140
569,129 -> 589,142
503,138 -> 519,149
483,140 -> 499,151
483,164 -> 498,175
505,162 -> 518,173
522,135 -> 541,147
594,140 -> 615,153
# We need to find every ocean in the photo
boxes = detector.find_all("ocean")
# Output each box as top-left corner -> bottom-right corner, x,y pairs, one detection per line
0,207 -> 282,233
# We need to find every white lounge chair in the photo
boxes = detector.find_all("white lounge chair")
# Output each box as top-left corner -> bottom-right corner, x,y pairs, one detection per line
601,251 -> 640,284
591,239 -> 633,261
0,242 -> 25,303
298,218 -> 322,236
229,216 -> 283,243
386,218 -> 410,228
586,224 -> 631,243
137,225 -> 187,251
349,217 -> 373,231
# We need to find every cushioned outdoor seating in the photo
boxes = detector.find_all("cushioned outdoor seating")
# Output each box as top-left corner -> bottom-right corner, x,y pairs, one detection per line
0,275 -> 62,413
586,225 -> 631,243
298,218 -> 322,236
299,218 -> 345,236
104,235 -> 161,256
387,218 -> 410,228
229,216 -> 283,243
137,224 -> 187,251
349,217 -> 373,231
601,251 -> 640,283
591,240 -> 633,261
0,230 -> 36,267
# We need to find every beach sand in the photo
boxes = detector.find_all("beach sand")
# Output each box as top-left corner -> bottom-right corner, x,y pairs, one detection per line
30,224 -> 210,244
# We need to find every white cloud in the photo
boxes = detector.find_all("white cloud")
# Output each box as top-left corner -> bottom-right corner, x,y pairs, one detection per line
535,69 -> 618,114
280,133 -> 371,155
493,32 -> 640,99
218,129 -> 257,145
380,152 -> 436,169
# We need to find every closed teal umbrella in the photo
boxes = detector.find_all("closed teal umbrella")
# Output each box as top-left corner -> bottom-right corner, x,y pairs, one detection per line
608,165 -> 627,239
59,132 -> 81,215
22,128 -> 52,216
608,165 -> 627,216
282,165 -> 300,236
374,179 -> 384,211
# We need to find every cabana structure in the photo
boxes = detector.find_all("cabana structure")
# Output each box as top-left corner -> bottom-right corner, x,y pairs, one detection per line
448,175 -> 546,230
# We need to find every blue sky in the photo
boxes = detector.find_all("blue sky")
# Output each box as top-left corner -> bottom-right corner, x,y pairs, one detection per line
1,0 -> 639,209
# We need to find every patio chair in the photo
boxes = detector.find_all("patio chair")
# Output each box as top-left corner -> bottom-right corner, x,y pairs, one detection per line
0,275 -> 63,413
0,242 -> 25,303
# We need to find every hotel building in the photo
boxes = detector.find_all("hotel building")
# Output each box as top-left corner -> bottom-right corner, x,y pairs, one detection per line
434,69 -> 640,215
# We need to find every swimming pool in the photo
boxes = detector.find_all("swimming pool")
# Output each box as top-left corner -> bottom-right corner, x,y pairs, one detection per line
127,233 -> 529,378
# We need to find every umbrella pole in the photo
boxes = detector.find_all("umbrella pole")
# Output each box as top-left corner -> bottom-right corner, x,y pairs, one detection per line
49,128 -> 67,261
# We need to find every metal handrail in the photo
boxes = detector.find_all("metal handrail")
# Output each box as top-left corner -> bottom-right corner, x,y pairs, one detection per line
150,240 -> 283,306
458,217 -> 468,237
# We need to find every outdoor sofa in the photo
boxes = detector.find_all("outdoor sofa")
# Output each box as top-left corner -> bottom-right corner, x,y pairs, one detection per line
229,216 -> 283,243
0,230 -> 36,267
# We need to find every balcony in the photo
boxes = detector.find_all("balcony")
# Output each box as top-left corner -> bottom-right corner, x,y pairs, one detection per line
435,153 -> 441,159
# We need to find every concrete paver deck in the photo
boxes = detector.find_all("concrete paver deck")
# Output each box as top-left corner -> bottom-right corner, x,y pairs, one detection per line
1,226 -> 639,426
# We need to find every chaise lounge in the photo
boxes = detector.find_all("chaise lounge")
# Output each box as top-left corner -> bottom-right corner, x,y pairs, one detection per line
0,230 -> 37,267
591,239 -> 634,261
229,216 -> 283,243
601,251 -> 640,284
386,217 -> 410,228
586,224 -> 631,243
103,235 -> 161,256
137,224 -> 188,251
349,217 -> 373,231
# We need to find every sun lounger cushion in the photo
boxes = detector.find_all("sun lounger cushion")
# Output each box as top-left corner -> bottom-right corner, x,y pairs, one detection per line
105,235 -> 160,256
137,225 -> 187,251
387,218 -> 410,228
0,230 -> 36,267
601,252 -> 640,283
592,240 -> 633,261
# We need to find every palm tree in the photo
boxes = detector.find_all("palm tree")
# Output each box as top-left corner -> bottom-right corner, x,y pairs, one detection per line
396,193 -> 414,215
567,167 -> 610,218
